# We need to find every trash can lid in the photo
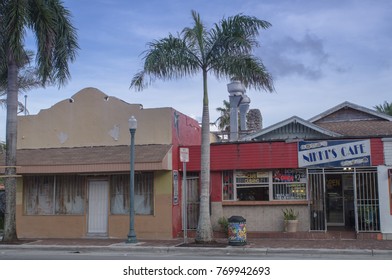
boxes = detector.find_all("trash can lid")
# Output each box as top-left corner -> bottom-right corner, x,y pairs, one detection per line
228,216 -> 246,222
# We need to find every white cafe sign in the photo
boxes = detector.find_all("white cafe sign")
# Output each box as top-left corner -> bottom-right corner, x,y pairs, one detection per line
298,139 -> 371,168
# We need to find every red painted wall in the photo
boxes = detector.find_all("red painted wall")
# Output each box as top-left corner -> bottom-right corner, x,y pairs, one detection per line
170,109 -> 201,238
186,141 -> 298,171
211,171 -> 222,202
185,138 -> 385,171
370,138 -> 384,165
171,110 -> 201,170
185,141 -> 298,204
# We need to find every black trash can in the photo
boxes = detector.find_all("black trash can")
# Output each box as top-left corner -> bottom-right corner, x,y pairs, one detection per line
227,216 -> 247,246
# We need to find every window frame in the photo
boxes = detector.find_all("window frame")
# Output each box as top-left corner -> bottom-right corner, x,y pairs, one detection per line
222,169 -> 308,202
24,175 -> 86,215
110,172 -> 154,215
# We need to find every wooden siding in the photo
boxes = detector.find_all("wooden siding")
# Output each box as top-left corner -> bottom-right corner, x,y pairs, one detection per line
314,107 -> 382,123
256,122 -> 330,141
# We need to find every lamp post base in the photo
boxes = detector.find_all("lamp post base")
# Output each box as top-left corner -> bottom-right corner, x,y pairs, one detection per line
126,233 -> 138,243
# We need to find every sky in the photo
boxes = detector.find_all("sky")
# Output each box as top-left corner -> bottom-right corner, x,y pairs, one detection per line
1,0 -> 392,141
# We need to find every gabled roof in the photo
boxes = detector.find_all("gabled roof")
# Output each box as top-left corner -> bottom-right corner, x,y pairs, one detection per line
309,101 -> 392,123
242,116 -> 342,141
308,101 -> 392,137
314,121 -> 392,137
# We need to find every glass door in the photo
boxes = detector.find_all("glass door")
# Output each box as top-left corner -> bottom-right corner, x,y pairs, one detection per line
326,174 -> 344,226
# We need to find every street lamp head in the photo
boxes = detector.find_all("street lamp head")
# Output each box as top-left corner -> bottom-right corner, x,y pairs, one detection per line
128,116 -> 137,130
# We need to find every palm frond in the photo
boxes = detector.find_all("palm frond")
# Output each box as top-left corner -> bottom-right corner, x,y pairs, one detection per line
211,54 -> 274,92
29,0 -> 79,86
182,10 -> 208,63
215,100 -> 231,131
210,14 -> 271,57
130,70 -> 147,91
374,101 -> 392,116
3,0 -> 28,65
130,35 -> 200,90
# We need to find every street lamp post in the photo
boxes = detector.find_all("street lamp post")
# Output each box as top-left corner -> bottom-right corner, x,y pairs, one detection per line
127,116 -> 137,243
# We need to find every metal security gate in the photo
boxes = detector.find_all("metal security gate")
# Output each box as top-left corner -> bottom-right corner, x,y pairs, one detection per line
308,170 -> 326,231
186,174 -> 200,230
308,168 -> 379,233
356,168 -> 380,232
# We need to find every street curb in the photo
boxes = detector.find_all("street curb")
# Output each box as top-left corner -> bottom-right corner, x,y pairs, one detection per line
266,247 -> 374,256
1,244 -> 391,256
372,249 -> 392,256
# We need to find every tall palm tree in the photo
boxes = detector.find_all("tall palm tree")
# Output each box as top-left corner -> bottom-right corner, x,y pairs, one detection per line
0,0 -> 78,242
374,101 -> 392,116
131,10 -> 273,243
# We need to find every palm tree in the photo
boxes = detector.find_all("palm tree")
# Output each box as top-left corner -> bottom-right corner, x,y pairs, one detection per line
0,0 -> 78,242
215,100 -> 231,132
131,10 -> 273,243
374,101 -> 392,116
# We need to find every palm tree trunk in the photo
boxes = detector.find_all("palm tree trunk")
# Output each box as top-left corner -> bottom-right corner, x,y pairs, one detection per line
3,59 -> 19,242
195,69 -> 213,243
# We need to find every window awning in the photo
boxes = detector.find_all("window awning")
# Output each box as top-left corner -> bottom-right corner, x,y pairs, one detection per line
0,145 -> 172,174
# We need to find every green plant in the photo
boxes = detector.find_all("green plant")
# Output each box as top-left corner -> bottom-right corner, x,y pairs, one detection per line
218,217 -> 229,234
282,208 -> 298,220
360,205 -> 374,225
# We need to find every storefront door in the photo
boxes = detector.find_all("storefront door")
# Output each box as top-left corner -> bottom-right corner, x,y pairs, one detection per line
309,168 -> 379,232
87,180 -> 109,236
326,174 -> 345,226
186,175 -> 199,230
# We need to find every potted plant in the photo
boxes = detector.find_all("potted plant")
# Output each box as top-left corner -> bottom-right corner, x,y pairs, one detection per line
218,216 -> 229,237
282,208 -> 299,232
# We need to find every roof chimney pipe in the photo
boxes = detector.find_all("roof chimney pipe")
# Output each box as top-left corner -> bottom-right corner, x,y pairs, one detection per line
227,80 -> 245,141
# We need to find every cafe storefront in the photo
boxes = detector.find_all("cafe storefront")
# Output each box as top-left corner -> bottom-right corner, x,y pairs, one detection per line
184,133 -> 387,237
181,101 -> 392,239
184,138 -> 385,236
299,139 -> 380,233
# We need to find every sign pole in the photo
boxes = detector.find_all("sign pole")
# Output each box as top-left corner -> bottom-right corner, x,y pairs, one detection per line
180,148 -> 189,244
182,161 -> 187,244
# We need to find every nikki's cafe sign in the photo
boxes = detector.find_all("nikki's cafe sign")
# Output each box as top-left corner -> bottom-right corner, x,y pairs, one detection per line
298,139 -> 371,168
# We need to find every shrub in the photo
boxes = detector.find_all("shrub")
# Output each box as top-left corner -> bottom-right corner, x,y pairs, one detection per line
282,208 -> 299,220
218,216 -> 229,234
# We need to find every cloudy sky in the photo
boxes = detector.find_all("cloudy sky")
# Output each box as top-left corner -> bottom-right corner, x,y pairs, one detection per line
1,0 -> 391,141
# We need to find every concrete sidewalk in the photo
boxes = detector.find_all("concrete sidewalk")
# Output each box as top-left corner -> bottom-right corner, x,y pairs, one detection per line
1,237 -> 392,257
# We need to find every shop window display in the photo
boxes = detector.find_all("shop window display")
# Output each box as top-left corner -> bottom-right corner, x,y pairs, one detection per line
222,169 -> 307,202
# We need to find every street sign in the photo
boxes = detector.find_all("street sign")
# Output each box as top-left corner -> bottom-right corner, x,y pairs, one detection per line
180,148 -> 189,162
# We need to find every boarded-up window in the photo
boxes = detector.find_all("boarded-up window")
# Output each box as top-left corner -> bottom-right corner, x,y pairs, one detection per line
110,173 -> 154,215
24,175 -> 85,215
24,176 -> 55,215
135,173 -> 154,215
110,175 -> 129,214
55,175 -> 85,214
